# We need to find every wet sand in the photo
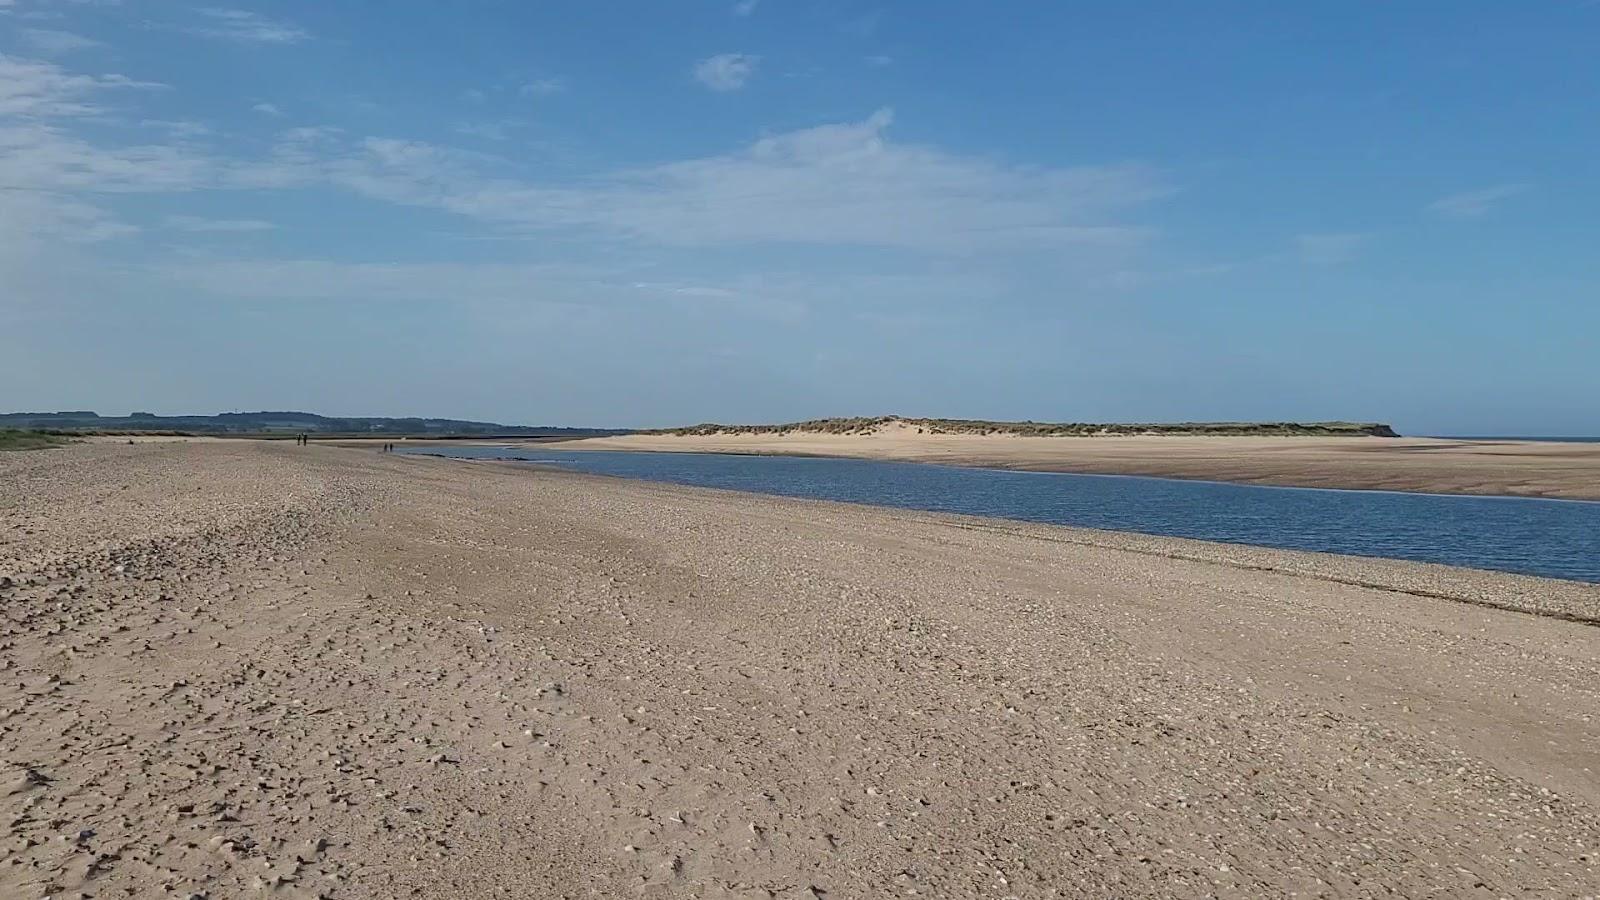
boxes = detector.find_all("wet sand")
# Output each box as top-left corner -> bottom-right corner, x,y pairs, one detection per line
3,441 -> 1599,897
555,425 -> 1600,500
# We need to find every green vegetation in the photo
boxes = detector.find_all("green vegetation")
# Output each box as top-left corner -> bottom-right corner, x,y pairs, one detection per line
0,410 -> 628,439
649,416 -> 1400,438
0,430 -> 70,451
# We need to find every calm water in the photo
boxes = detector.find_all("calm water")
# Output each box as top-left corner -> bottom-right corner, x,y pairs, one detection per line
401,447 -> 1600,584
1438,436 -> 1600,443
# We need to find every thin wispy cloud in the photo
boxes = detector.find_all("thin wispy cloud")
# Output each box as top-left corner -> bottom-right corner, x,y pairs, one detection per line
732,0 -> 759,16
154,259 -> 933,328
163,214 -> 276,232
156,259 -> 600,303
1295,232 -> 1365,265
183,8 -> 309,44
2,52 -> 1162,313
22,28 -> 103,54
251,101 -> 283,116
519,79 -> 564,97
0,122 -> 223,192
1428,184 -> 1527,218
0,44 -> 1164,271
453,119 -> 524,141
141,119 -> 212,138
0,189 -> 137,245
0,54 -> 164,117
693,53 -> 758,92
0,57 -> 162,259
841,11 -> 883,38
300,108 -> 1161,253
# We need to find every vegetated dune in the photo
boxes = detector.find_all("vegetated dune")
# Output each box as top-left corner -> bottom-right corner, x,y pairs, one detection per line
552,416 -> 1600,500
0,430 -> 71,451
647,415 -> 1400,438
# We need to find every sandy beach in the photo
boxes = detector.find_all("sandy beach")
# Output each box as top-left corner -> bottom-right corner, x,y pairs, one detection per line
553,422 -> 1600,501
4,441 -> 1599,897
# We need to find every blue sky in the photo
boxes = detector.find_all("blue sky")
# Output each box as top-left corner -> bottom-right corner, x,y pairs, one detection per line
2,1 -> 1596,433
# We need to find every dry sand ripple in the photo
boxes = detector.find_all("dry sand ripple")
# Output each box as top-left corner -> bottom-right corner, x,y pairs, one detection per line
2,442 -> 1598,898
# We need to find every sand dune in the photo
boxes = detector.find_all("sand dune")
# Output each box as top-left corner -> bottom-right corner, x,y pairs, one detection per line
554,419 -> 1600,500
3,441 -> 1598,897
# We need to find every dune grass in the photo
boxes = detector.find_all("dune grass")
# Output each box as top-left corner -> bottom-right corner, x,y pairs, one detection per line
0,430 -> 70,451
648,416 -> 1399,438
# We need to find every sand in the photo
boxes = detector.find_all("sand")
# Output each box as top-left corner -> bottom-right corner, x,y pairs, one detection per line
553,421 -> 1600,501
3,441 -> 1599,898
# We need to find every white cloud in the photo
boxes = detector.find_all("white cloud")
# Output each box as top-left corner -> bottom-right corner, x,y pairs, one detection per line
141,119 -> 212,138
732,0 -> 759,15
0,123 -> 218,191
693,53 -> 758,92
519,79 -> 564,97
1295,232 -> 1365,265
2,57 -> 1160,256
0,189 -> 136,244
0,56 -> 173,247
1428,184 -> 1527,218
0,54 -> 164,117
22,28 -> 102,54
163,214 -> 276,232
0,53 -> 1162,293
311,108 -> 1161,252
251,102 -> 284,116
183,8 -> 308,44
1,121 -> 329,201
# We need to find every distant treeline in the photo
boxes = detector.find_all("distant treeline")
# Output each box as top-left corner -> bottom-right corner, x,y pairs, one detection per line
0,410 -> 629,438
649,416 -> 1400,438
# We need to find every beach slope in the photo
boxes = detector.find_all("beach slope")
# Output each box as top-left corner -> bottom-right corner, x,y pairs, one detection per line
3,441 -> 1598,897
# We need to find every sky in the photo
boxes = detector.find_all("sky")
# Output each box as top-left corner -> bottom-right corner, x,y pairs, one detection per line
2,2 -> 1596,434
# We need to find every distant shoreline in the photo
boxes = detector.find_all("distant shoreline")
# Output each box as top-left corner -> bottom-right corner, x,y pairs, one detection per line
1435,435 -> 1600,443
646,415 -> 1400,439
543,424 -> 1600,502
